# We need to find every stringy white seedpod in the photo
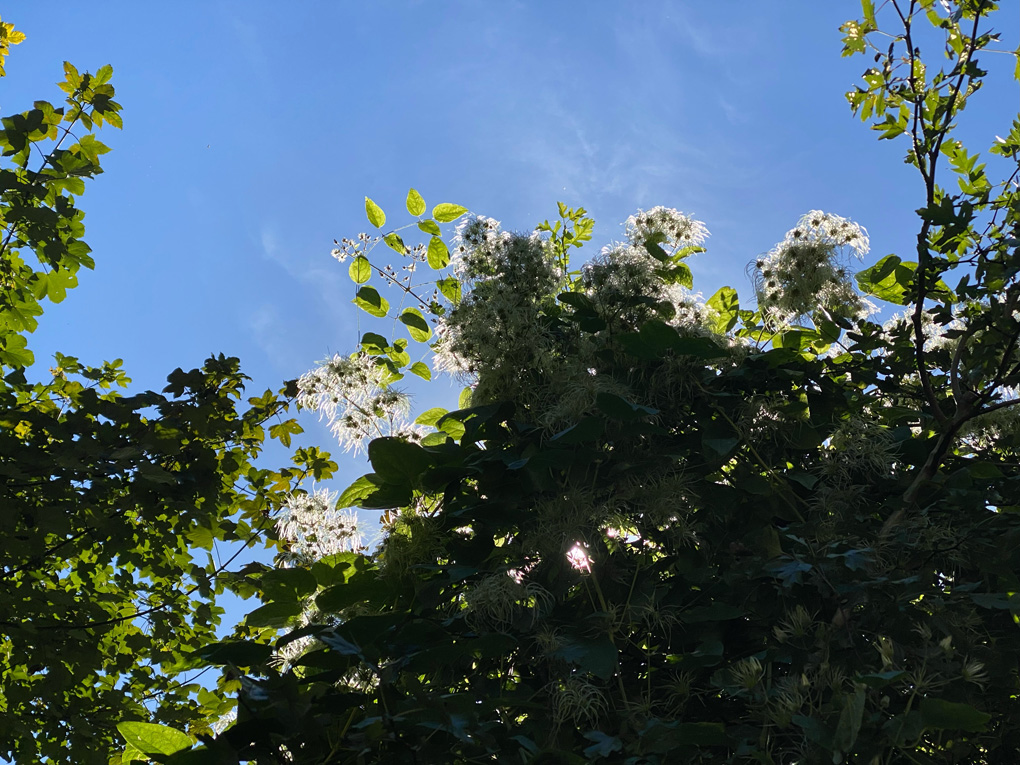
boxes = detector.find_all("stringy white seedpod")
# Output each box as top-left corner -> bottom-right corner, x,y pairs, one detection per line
583,243 -> 663,308
464,572 -> 553,630
960,386 -> 1020,450
582,243 -> 714,335
822,417 -> 898,485
211,707 -> 237,735
551,676 -> 609,727
296,352 -> 410,454
625,206 -> 709,251
450,215 -> 510,281
434,221 -> 565,404
881,309 -> 966,356
276,487 -> 362,565
754,211 -> 872,328
663,284 -> 714,333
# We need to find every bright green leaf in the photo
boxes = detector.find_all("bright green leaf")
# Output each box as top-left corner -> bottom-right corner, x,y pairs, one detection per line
707,286 -> 739,333
349,255 -> 371,284
384,232 -> 407,254
415,407 -> 448,426
365,197 -> 386,228
410,361 -> 431,380
432,203 -> 468,223
427,237 -> 449,269
437,277 -> 461,303
116,722 -> 193,757
353,285 -> 389,317
398,307 -> 432,342
418,219 -> 441,236
406,188 -> 426,216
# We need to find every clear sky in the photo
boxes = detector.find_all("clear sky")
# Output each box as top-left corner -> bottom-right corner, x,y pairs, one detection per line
3,0 -> 1018,523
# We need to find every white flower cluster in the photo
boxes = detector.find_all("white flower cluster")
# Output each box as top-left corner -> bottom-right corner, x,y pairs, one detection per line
297,352 -> 410,454
330,232 -> 374,264
276,487 -> 361,565
434,217 -> 564,399
960,386 -> 1020,450
450,215 -> 564,293
624,206 -> 709,251
881,309 -> 965,357
450,215 -> 511,281
581,207 -> 711,333
823,417 -> 898,486
754,211 -> 872,328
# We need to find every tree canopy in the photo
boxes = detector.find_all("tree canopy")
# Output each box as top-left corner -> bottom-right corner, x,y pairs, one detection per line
160,2 -> 1020,762
5,1 -> 1020,763
0,28 -> 320,765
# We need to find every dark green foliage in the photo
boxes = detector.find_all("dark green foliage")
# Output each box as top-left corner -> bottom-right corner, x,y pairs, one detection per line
0,45 -> 320,764
161,2 -> 1020,763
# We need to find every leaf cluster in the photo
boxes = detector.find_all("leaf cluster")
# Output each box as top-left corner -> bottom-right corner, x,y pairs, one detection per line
154,2 -> 1020,763
0,53 -> 328,764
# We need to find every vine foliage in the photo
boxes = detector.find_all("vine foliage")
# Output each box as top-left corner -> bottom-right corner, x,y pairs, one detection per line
161,2 -> 1020,763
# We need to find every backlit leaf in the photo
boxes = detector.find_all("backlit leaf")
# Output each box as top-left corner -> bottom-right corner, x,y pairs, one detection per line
365,197 -> 385,228
406,188 -> 426,216
432,203 -> 468,223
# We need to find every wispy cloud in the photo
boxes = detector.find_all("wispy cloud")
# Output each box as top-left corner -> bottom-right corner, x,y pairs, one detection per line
247,303 -> 308,374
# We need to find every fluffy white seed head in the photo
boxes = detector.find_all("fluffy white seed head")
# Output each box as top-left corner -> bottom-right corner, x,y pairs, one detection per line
297,352 -> 410,454
754,211 -> 872,328
625,206 -> 709,251
276,487 -> 362,565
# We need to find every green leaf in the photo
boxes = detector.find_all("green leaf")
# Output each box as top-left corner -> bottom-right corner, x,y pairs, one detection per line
369,437 -> 432,486
316,572 -> 391,613
398,307 -> 432,342
0,333 -> 34,367
116,722 -> 193,757
346,256 -> 371,285
415,407 -> 449,427
919,697 -> 991,732
410,361 -> 431,380
657,261 -> 693,287
418,219 -> 441,236
432,203 -> 468,223
583,731 -> 623,759
833,685 -> 866,754
858,670 -> 907,688
359,332 -> 388,354
595,392 -> 658,421
122,743 -> 146,764
427,237 -> 450,269
189,641 -> 273,669
365,197 -> 385,228
383,232 -> 407,254
245,600 -> 304,628
93,64 -> 114,86
261,566 -> 318,601
855,254 -> 913,305
707,286 -> 739,333
338,475 -> 385,508
458,387 -> 473,409
406,188 -> 426,216
642,231 -> 671,262
268,419 -> 303,448
63,61 -> 81,87
437,277 -> 461,303
551,635 -> 617,679
353,285 -> 389,317
549,416 -> 605,444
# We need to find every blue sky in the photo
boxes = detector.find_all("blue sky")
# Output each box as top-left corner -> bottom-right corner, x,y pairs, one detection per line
4,0 -> 1018,522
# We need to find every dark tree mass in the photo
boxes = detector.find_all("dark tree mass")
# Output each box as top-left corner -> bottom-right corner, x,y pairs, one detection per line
4,2 -> 1020,764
